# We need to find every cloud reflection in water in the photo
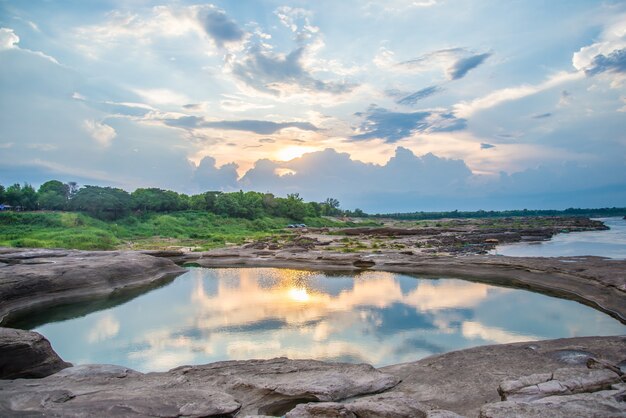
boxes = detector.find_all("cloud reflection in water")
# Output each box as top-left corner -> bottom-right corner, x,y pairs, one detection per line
34,268 -> 626,371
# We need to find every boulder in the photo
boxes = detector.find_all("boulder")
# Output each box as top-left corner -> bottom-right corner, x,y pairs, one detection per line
0,327 -> 71,379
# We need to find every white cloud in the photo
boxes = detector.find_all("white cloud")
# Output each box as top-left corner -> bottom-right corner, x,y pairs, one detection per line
132,88 -> 190,106
572,14 -> 626,87
453,71 -> 584,118
0,27 -> 20,50
83,119 -> 117,146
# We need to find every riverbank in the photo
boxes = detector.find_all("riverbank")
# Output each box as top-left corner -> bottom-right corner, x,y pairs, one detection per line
0,217 -> 624,416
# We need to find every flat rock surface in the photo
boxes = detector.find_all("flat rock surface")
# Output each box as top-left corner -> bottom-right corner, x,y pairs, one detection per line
0,327 -> 71,379
0,358 -> 399,417
167,357 -> 400,416
0,248 -> 186,326
480,390 -> 626,418
0,364 -> 241,417
381,335 -> 626,417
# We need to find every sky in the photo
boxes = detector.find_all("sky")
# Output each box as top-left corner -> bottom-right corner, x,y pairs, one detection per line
1,0 -> 625,212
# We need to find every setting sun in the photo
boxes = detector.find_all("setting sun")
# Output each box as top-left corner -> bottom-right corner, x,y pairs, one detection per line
276,146 -> 316,162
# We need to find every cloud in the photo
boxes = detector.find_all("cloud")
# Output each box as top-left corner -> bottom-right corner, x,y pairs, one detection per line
396,86 -> 443,105
558,90 -> 572,107
83,119 -> 116,146
352,105 -> 466,142
531,112 -> 552,119
193,156 -> 239,191
398,48 -> 490,80
480,143 -> 495,149
447,52 -> 491,80
229,46 -> 355,96
453,71 -> 583,118
132,88 -> 190,106
584,48 -> 626,76
240,147 -> 472,206
199,7 -> 244,48
161,115 -> 318,134
366,0 -> 443,14
0,28 -> 19,50
572,14 -> 626,86
274,6 -> 319,44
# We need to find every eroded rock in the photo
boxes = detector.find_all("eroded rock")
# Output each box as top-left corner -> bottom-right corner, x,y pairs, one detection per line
0,327 -> 71,379
0,249 -> 186,326
498,367 -> 621,401
0,364 -> 241,417
285,392 -> 464,418
170,357 -> 399,416
480,390 -> 626,418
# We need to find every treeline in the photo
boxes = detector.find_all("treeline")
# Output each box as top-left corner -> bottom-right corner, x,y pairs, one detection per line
369,207 -> 626,220
0,181 -> 347,221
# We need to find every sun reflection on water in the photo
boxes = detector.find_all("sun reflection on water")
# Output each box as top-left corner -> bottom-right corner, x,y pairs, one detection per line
31,267 -> 626,372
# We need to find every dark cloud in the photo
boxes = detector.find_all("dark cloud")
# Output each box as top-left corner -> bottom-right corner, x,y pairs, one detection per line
182,103 -> 202,110
397,85 -> 443,106
204,120 -> 318,134
352,106 -> 466,142
584,48 -> 626,76
398,48 -> 490,80
480,143 -> 495,149
161,115 -> 318,134
199,9 -> 244,48
532,112 -> 552,119
239,147 -> 473,208
448,52 -> 491,80
230,46 -> 355,96
193,156 -> 238,191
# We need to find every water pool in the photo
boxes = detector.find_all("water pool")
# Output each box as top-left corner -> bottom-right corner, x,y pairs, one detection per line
32,268 -> 625,371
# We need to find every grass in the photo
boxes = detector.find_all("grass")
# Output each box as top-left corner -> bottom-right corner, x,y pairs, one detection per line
0,211 -> 348,251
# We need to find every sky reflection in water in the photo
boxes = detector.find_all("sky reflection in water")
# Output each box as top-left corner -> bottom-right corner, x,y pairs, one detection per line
34,268 -> 625,372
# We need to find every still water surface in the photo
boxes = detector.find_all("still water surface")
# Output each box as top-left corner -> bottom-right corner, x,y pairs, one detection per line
493,217 -> 626,259
33,268 -> 625,371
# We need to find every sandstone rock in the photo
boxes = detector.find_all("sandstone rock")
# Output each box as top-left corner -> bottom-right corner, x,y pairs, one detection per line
0,364 -> 241,417
285,392 -> 464,418
480,390 -> 626,418
0,327 -> 72,379
0,249 -> 186,326
170,357 -> 399,416
498,367 -> 621,401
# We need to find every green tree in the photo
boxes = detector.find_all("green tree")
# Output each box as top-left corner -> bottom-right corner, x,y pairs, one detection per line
0,184 -> 5,204
71,185 -> 131,219
276,193 -> 308,221
20,184 -> 38,210
320,197 -> 341,216
214,191 -> 264,219
131,188 -> 185,212
5,184 -> 22,207
189,191 -> 221,211
38,180 -> 70,210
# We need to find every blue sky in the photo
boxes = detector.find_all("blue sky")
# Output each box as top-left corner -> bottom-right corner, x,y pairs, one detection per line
1,0 -> 625,212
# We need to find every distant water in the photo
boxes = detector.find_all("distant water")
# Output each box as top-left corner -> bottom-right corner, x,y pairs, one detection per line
32,268 -> 625,372
492,217 -> 626,259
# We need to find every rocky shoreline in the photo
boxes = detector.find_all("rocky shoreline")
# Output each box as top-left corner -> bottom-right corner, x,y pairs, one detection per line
0,217 -> 625,417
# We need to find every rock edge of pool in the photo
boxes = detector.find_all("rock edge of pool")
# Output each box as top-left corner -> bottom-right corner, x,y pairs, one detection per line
1,246 -> 625,417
